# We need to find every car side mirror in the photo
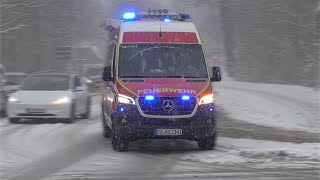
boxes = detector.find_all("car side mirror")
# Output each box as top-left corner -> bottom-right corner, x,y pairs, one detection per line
102,66 -> 113,82
210,67 -> 222,82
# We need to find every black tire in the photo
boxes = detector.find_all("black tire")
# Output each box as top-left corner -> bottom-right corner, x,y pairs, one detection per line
65,102 -> 75,124
9,118 -> 19,123
1,102 -> 6,118
2,109 -> 7,117
82,97 -> 91,119
0,110 -> 5,118
102,110 -> 111,138
198,133 -> 217,150
111,127 -> 128,152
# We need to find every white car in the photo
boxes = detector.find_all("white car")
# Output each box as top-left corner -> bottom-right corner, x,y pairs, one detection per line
7,73 -> 91,123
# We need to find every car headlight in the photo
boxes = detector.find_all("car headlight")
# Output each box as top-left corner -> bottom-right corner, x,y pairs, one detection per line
199,94 -> 215,105
118,94 -> 135,105
9,97 -> 19,103
86,79 -> 93,84
52,97 -> 71,105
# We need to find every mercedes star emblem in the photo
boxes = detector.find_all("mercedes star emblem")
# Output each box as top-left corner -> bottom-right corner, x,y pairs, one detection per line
162,100 -> 174,112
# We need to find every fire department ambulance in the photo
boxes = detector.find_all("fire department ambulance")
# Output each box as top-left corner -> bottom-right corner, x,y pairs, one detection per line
102,10 -> 222,152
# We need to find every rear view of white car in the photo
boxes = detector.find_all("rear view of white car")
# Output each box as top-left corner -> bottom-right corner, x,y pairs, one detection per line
7,73 -> 91,123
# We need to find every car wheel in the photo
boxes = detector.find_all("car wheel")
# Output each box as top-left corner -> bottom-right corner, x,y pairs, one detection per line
102,110 -> 111,138
65,102 -> 75,124
9,118 -> 19,124
0,109 -> 5,117
0,101 -> 6,117
111,126 -> 128,152
2,109 -> 7,117
82,97 -> 91,119
198,133 -> 217,150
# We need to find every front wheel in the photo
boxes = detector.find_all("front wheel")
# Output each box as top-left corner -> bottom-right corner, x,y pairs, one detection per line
111,127 -> 128,152
82,97 -> 91,119
102,110 -> 111,138
65,102 -> 75,124
198,133 -> 217,150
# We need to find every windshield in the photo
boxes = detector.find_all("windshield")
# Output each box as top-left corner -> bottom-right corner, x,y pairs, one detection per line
85,68 -> 103,77
6,75 -> 26,85
20,75 -> 70,91
119,44 -> 208,78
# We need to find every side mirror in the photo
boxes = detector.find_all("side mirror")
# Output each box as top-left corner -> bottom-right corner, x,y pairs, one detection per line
210,67 -> 222,82
102,66 -> 113,82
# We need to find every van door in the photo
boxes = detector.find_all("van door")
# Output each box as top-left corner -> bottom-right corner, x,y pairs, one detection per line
104,44 -> 116,119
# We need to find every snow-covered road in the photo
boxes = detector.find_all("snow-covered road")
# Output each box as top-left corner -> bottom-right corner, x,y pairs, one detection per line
0,82 -> 319,180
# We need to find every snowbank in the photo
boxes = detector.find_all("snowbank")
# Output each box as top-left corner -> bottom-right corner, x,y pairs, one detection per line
182,138 -> 320,168
214,79 -> 319,133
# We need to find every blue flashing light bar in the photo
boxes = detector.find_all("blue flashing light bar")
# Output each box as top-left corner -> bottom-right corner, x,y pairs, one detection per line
123,12 -> 136,20
120,107 -> 125,112
164,18 -> 171,23
181,95 -> 190,100
145,95 -> 155,101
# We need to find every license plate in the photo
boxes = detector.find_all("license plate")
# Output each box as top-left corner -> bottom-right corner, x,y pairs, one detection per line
26,108 -> 45,113
155,129 -> 182,136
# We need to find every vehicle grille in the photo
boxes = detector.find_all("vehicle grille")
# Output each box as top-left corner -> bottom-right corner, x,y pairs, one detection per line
138,97 -> 197,116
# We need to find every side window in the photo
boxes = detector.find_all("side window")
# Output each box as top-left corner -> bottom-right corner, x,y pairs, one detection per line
74,76 -> 82,87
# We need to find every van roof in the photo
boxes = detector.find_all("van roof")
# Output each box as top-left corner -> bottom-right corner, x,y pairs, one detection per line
119,20 -> 201,44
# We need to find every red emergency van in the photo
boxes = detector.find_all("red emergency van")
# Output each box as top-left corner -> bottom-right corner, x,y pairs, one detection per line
102,10 -> 222,152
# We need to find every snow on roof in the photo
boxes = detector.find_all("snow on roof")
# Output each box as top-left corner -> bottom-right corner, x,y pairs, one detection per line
120,20 -> 198,33
119,20 -> 201,44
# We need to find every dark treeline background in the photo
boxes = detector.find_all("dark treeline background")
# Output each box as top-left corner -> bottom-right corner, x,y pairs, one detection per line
0,0 -> 319,87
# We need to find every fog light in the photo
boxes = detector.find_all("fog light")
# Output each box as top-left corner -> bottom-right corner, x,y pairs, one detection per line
207,119 -> 212,124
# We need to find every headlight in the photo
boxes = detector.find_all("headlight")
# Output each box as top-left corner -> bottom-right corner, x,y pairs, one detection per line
9,97 -> 19,103
118,94 -> 135,105
199,94 -> 215,105
86,79 -> 93,84
52,97 -> 71,105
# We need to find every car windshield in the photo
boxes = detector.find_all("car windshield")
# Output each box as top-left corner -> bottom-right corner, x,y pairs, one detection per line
86,68 -> 103,77
20,75 -> 70,91
5,75 -> 26,85
119,44 -> 208,78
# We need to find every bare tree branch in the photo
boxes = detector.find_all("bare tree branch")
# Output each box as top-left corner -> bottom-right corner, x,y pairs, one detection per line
0,24 -> 29,33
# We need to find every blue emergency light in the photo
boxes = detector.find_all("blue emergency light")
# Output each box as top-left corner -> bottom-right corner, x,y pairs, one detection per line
164,18 -> 171,23
181,95 -> 190,100
123,12 -> 136,20
145,95 -> 155,101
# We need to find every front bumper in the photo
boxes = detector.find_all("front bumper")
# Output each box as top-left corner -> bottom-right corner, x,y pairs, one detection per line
8,103 -> 71,119
109,104 -> 216,141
